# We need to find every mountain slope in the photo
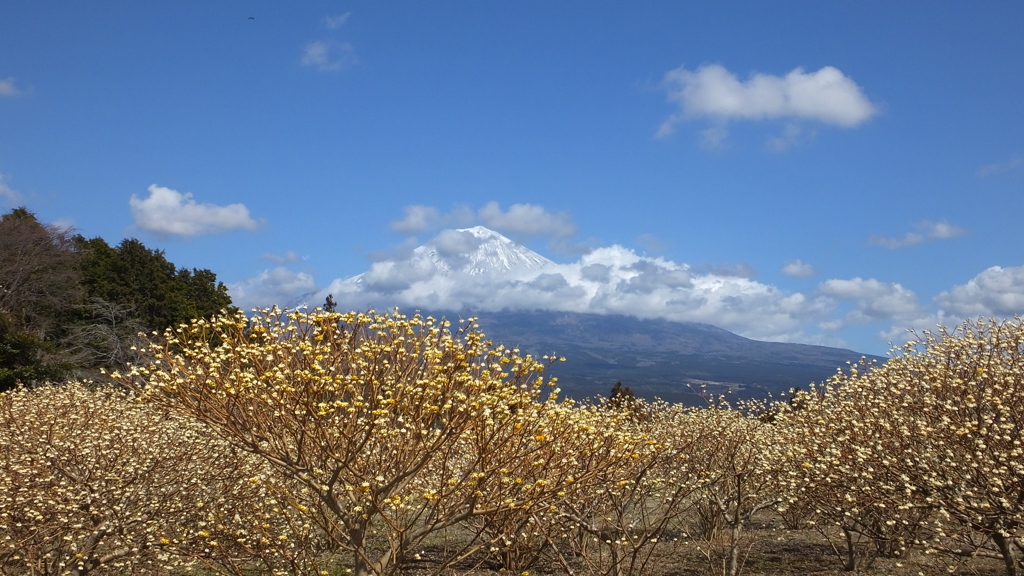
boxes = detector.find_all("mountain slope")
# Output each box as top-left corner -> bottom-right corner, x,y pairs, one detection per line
462,310 -> 880,404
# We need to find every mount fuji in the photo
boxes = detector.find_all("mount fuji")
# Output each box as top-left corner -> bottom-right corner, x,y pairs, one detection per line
309,227 -> 878,403
364,226 -> 553,281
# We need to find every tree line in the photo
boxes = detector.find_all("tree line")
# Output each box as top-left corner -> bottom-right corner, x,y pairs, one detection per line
0,207 -> 233,390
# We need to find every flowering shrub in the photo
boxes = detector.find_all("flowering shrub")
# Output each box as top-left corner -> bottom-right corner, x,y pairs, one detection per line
0,382 -> 306,576
785,318 -> 1024,575
690,401 -> 789,576
119,308 -> 565,576
6,309 -> 1022,576
558,400 -> 720,576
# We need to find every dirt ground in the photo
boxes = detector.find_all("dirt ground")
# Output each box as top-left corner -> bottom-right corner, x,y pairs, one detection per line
364,520 -> 1011,576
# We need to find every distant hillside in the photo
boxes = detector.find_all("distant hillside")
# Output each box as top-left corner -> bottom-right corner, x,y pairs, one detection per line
458,311 -> 881,404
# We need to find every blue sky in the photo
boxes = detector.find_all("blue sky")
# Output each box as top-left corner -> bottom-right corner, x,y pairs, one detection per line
2,2 -> 1022,355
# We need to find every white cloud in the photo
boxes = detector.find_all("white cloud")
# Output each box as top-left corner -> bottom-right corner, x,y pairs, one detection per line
433,229 -> 484,256
0,173 -> 22,204
782,259 -> 815,278
390,204 -> 476,235
129,184 -> 260,237
659,64 -> 877,138
978,155 -> 1024,177
318,238 -> 831,342
0,77 -> 27,97
390,205 -> 441,234
869,220 -> 967,249
873,267 -> 1024,346
252,216 -> 1024,352
818,277 -> 923,325
323,12 -> 351,29
262,250 -> 303,264
935,266 -> 1024,318
301,40 -> 356,72
391,202 -> 578,246
228,267 -> 317,312
478,201 -> 577,239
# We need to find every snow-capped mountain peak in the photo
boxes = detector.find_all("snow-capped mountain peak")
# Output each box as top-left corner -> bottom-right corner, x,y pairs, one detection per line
417,226 -> 554,276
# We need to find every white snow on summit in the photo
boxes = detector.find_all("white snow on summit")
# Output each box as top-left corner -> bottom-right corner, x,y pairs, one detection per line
338,227 -> 554,291
421,226 -> 554,277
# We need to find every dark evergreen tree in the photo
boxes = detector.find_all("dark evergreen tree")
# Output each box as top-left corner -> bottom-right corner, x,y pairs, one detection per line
176,267 -> 233,323
76,236 -> 233,334
608,381 -> 637,409
0,313 -> 70,390
1,207 -> 235,381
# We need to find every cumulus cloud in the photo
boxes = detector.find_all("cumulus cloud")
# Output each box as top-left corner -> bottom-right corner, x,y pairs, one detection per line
978,155 -> 1024,177
390,205 -> 441,234
478,201 -> 577,239
390,204 -> 475,235
239,216 -> 1024,351
129,184 -> 260,237
323,12 -> 351,29
0,77 -> 27,97
228,267 -> 317,312
301,40 -> 356,72
935,266 -> 1024,318
872,267 -> 1024,346
658,64 -> 877,140
317,237 -> 832,342
390,202 -> 578,245
818,277 -> 923,325
433,229 -> 484,256
782,259 -> 815,278
0,173 -> 22,204
869,220 -> 967,249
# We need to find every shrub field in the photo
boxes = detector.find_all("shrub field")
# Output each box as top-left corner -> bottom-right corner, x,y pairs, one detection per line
1,309 -> 1022,576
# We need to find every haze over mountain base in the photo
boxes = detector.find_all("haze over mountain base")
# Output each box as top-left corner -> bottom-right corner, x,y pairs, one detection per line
463,310 -> 878,404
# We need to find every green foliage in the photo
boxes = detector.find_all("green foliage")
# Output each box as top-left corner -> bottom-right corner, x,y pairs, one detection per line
0,313 -> 63,391
76,236 -> 232,333
0,207 -> 234,382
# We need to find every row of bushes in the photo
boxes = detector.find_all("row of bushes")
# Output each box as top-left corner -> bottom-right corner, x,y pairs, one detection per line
1,309 -> 1022,575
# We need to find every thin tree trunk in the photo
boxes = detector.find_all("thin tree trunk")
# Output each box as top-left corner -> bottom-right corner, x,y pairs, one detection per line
727,521 -> 742,576
842,527 -> 857,572
993,532 -> 1019,576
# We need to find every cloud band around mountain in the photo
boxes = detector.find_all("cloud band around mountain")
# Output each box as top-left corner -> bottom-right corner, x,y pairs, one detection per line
310,231 -> 827,343
228,211 -> 1024,352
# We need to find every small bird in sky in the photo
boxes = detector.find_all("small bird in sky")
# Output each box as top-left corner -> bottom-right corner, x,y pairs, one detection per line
248,16 -> 254,21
